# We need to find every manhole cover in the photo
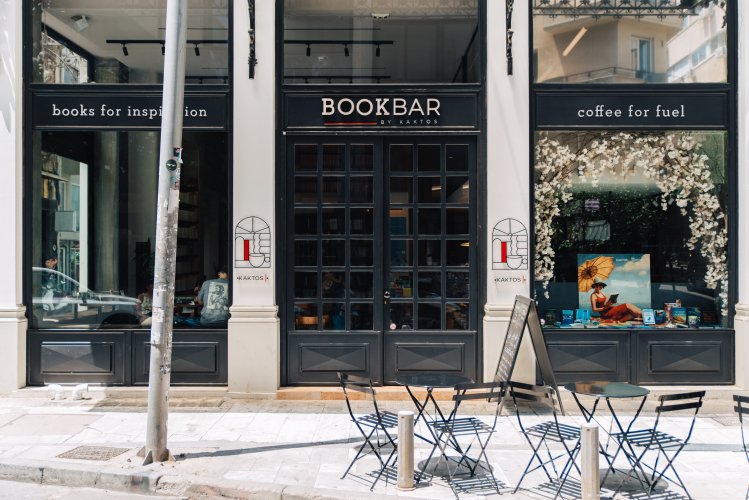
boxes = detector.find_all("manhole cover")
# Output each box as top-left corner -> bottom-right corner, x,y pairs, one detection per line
57,446 -> 130,461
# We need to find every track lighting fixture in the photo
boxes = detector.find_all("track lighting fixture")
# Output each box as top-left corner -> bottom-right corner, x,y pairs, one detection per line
106,39 -> 227,56
284,40 -> 393,57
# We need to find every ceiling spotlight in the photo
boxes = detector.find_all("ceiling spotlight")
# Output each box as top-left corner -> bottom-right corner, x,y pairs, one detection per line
71,15 -> 89,33
194,43 -> 200,56
161,44 -> 166,55
306,43 -> 311,57
344,44 -> 350,57
376,44 -> 381,57
371,12 -> 390,19
121,43 -> 128,56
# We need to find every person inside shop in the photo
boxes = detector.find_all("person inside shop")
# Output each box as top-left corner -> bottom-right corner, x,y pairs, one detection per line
590,279 -> 643,322
196,266 -> 229,328
37,243 -> 70,315
322,271 -> 344,298
137,281 -> 154,326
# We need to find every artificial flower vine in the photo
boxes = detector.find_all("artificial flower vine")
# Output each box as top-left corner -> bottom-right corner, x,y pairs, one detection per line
534,132 -> 728,318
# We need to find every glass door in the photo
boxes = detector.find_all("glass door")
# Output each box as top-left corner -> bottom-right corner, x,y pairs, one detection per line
383,140 -> 477,383
285,137 -> 477,385
286,139 -> 384,384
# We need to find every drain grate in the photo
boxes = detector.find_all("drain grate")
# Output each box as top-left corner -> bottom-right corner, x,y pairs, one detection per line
57,446 -> 130,461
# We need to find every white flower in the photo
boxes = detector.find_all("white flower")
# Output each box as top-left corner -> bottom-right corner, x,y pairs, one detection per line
534,131 -> 728,319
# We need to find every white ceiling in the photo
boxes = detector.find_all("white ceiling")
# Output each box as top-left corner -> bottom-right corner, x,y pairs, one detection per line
41,0 -> 229,79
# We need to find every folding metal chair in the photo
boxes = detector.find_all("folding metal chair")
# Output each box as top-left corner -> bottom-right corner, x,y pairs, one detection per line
734,394 -> 749,500
508,381 -> 581,499
338,372 -> 399,490
423,381 -> 506,497
611,390 -> 705,499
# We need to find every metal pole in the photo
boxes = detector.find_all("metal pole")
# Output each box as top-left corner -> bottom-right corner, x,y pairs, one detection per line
581,423 -> 600,500
397,410 -> 415,491
143,0 -> 188,465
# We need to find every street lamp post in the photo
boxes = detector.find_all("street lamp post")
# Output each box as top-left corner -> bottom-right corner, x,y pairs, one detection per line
142,0 -> 188,465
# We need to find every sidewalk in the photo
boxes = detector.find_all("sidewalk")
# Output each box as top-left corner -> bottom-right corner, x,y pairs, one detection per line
0,388 -> 744,499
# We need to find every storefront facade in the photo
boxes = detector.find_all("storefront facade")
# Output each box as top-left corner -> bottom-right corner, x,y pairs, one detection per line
0,1 -> 748,393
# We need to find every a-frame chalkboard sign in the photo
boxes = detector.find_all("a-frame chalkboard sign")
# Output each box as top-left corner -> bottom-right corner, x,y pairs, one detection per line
494,295 -> 564,414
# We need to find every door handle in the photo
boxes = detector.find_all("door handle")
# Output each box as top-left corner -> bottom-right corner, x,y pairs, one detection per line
383,291 -> 391,305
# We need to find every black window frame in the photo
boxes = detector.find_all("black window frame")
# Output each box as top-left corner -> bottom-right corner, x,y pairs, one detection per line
528,1 -> 739,328
22,2 -> 235,333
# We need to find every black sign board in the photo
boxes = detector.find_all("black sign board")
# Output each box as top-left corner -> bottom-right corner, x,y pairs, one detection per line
495,295 -> 563,414
495,297 -> 531,385
536,93 -> 727,129
32,93 -> 227,130
284,93 -> 479,130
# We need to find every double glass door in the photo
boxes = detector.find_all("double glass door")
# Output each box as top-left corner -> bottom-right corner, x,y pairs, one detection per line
286,136 -> 477,385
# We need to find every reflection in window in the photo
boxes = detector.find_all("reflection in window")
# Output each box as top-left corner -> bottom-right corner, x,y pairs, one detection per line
446,303 -> 469,330
295,303 -> 319,330
533,130 -> 729,326
323,303 -> 346,330
533,3 -> 727,84
32,131 -> 229,329
351,272 -> 374,298
284,1 -> 479,84
390,303 -> 413,330
351,303 -> 374,330
389,272 -> 414,298
418,303 -> 441,330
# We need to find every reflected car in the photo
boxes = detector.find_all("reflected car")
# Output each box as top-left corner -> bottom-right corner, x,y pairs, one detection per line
31,267 -> 141,328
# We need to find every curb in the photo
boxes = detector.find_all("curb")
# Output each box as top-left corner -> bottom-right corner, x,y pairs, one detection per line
0,459 -> 161,494
0,458 -> 391,499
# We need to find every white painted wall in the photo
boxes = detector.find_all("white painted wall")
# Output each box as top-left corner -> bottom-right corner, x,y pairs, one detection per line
484,1 -> 535,383
228,0 -> 279,396
0,0 -> 26,390
734,1 -> 749,389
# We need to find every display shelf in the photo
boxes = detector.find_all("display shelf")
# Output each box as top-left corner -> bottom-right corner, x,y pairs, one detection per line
176,188 -> 202,295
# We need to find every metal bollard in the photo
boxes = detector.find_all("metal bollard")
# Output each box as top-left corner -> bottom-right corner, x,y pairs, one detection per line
397,410 -> 415,490
581,423 -> 600,500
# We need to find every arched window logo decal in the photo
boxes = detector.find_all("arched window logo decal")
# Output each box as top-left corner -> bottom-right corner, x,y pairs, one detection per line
492,218 -> 528,270
235,217 -> 271,269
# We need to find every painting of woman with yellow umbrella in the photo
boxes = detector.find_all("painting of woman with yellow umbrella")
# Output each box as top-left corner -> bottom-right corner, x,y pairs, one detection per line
578,255 -> 647,323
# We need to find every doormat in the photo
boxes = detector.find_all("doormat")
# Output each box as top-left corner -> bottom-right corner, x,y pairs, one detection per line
57,446 -> 130,461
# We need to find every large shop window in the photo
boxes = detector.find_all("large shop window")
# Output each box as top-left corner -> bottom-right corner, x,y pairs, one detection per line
532,2 -> 727,84
283,1 -> 479,84
31,1 -> 228,85
31,131 -> 229,329
533,131 -> 729,328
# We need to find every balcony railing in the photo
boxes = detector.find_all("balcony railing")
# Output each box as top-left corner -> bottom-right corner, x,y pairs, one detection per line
533,0 -> 725,18
541,66 -> 669,83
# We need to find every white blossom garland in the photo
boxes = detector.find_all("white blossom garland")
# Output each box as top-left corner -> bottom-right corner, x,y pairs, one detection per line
535,132 -> 728,318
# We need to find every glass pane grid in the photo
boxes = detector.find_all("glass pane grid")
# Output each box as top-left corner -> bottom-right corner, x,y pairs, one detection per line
387,143 -> 473,332
293,143 -> 377,333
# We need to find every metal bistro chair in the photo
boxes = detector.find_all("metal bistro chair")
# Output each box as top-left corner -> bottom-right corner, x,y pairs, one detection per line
425,380 -> 506,498
338,372 -> 399,490
734,394 -> 749,500
509,381 -> 581,499
611,390 -> 705,500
